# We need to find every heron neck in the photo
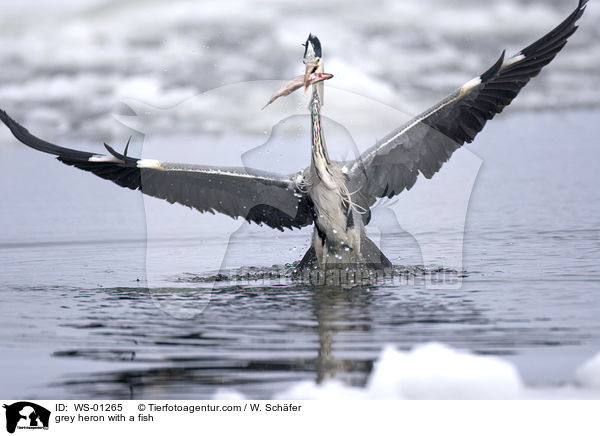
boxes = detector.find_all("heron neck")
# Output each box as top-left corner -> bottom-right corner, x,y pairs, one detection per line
310,87 -> 331,167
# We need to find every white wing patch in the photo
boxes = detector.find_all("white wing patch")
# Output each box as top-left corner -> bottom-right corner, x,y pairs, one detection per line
502,54 -> 526,68
89,155 -> 122,163
137,159 -> 162,169
459,76 -> 482,96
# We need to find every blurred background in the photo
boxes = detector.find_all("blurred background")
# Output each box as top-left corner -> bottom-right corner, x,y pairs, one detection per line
0,0 -> 597,140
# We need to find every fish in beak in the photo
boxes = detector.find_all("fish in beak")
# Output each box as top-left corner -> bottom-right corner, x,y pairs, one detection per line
304,60 -> 319,91
262,72 -> 333,110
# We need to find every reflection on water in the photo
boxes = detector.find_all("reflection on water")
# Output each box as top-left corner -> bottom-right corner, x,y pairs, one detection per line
4,269 -> 581,399
312,286 -> 374,384
1,254 -> 598,400
42,277 -> 488,399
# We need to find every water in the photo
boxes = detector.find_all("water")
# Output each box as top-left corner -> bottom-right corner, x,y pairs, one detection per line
1,108 -> 599,399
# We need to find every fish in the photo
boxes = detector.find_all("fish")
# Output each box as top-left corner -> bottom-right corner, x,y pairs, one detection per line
262,72 -> 333,109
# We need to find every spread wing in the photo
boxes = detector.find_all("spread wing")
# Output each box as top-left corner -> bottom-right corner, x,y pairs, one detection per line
349,0 -> 587,210
0,110 -> 313,231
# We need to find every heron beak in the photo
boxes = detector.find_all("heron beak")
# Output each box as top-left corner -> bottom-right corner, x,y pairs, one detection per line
304,61 -> 319,91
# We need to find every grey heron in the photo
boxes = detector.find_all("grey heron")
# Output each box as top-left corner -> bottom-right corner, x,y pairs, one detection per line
0,0 -> 587,272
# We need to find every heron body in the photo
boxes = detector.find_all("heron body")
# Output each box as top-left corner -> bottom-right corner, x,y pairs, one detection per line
294,36 -> 392,269
0,0 -> 588,274
306,87 -> 365,268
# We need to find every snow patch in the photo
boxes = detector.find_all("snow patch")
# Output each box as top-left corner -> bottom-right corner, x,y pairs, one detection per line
367,343 -> 522,399
212,343 -> 600,400
274,380 -> 367,401
212,388 -> 247,400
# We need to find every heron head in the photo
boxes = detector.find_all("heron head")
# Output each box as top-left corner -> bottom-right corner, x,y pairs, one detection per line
261,33 -> 332,109
303,34 -> 323,90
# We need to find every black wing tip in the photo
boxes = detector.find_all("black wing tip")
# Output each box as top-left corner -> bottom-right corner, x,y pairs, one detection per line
104,142 -> 121,159
0,109 -> 17,136
574,0 -> 588,25
0,108 -> 134,164
480,50 -> 506,82
0,108 -> 99,162
571,0 -> 588,25
123,136 -> 132,157
0,108 -> 23,132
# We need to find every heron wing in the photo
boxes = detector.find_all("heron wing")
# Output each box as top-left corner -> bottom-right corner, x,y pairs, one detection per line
349,0 -> 587,209
0,110 -> 312,230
